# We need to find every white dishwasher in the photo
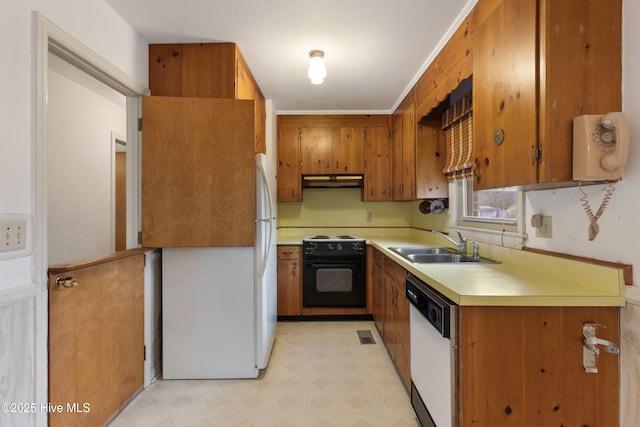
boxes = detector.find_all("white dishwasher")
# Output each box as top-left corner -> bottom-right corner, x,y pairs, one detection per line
406,274 -> 459,427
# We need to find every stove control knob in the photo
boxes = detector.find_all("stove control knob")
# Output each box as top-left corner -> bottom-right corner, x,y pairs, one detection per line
328,243 -> 334,251
336,243 -> 343,251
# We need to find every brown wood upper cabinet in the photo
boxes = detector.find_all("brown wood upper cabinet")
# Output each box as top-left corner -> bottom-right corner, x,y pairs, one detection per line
415,13 -> 474,121
277,126 -> 302,202
141,97 -> 255,247
277,115 -> 391,202
149,42 -> 266,153
364,126 -> 392,201
472,0 -> 622,190
391,90 -> 416,200
299,127 -> 365,175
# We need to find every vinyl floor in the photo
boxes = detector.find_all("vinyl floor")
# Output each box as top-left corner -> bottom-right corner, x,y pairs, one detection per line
109,321 -> 419,427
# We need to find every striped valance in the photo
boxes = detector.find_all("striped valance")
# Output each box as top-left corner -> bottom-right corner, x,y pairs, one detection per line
442,95 -> 473,182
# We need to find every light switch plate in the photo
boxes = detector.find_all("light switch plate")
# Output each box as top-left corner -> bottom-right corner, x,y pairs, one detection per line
0,214 -> 31,259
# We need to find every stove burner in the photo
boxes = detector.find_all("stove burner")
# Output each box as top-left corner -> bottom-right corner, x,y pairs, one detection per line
310,235 -> 330,239
336,235 -> 355,239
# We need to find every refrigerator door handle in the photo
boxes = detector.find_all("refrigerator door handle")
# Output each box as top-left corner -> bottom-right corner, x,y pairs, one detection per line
256,158 -> 275,278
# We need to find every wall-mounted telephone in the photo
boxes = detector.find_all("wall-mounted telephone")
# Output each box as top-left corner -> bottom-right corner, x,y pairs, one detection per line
573,112 -> 630,181
572,112 -> 630,240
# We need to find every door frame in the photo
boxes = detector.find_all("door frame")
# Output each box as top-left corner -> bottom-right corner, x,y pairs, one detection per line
33,13 -> 148,426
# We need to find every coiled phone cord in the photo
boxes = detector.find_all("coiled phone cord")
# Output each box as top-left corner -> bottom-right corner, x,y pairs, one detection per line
578,181 -> 615,241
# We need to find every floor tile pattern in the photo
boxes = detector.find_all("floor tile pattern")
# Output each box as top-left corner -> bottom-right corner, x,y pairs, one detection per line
109,321 -> 418,427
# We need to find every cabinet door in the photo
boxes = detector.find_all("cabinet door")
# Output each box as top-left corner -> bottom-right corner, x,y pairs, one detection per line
277,128 -> 301,202
391,114 -> 404,199
148,43 -> 237,98
416,115 -> 448,199
300,127 -> 334,174
394,291 -> 411,390
383,271 -> 397,355
401,96 -> 416,200
538,0 -> 621,184
141,97 -> 255,247
459,306 -> 619,426
364,126 -> 391,201
277,246 -> 301,316
335,127 -> 365,174
472,0 -> 537,189
372,250 -> 385,335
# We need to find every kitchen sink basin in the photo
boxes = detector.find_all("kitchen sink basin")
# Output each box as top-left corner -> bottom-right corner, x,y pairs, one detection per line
388,247 -> 455,256
388,246 -> 499,264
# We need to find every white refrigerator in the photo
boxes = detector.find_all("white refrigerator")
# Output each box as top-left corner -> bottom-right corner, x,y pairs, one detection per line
162,153 -> 277,379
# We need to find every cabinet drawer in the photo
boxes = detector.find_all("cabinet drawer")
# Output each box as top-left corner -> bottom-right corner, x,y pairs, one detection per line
277,246 -> 301,260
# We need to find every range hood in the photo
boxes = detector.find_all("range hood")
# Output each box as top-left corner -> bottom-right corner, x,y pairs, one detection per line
302,174 -> 364,188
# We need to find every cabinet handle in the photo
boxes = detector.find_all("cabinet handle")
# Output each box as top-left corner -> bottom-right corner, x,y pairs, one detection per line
291,263 -> 297,277
583,323 -> 620,373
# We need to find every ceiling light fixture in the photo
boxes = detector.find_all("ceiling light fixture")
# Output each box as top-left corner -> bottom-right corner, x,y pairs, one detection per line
307,50 -> 327,85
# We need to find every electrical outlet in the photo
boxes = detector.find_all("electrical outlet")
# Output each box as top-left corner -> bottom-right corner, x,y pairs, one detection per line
535,215 -> 552,238
366,212 -> 373,223
1,218 -> 27,252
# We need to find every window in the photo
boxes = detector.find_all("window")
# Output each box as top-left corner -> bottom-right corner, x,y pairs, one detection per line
450,179 -> 526,248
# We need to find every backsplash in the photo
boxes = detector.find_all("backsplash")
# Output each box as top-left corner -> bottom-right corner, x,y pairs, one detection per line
277,187 -> 449,232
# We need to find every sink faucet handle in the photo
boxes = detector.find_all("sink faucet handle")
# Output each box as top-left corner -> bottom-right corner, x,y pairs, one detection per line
470,240 -> 480,259
455,231 -> 467,253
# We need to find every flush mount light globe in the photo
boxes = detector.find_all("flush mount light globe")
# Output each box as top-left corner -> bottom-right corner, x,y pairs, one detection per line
307,50 -> 327,85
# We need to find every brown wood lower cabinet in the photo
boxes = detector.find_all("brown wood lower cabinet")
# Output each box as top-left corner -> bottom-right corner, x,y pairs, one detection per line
369,246 -> 620,425
370,247 -> 410,391
277,245 -> 301,316
459,305 -> 619,426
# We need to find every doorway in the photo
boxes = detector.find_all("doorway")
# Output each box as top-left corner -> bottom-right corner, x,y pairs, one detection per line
46,53 -> 127,264
34,13 -> 151,427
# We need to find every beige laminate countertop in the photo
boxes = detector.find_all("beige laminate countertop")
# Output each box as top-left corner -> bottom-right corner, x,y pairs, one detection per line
278,232 -> 626,307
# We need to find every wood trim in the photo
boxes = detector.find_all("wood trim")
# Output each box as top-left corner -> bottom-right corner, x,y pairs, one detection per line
278,114 -> 391,128
523,247 -> 632,285
48,248 -> 151,275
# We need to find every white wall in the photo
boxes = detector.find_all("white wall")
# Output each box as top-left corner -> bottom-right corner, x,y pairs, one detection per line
0,2 -> 147,426
0,0 -> 147,289
47,54 -> 126,265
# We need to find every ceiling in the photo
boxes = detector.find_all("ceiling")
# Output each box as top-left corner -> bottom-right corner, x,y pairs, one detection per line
105,0 -> 474,113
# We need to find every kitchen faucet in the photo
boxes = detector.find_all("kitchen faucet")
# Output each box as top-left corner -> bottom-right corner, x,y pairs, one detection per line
432,230 -> 467,254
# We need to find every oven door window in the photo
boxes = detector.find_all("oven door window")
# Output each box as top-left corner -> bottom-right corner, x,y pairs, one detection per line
316,268 -> 353,292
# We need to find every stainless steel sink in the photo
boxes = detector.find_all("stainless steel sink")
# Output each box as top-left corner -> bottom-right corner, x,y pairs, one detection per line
388,247 -> 454,256
388,246 -> 499,264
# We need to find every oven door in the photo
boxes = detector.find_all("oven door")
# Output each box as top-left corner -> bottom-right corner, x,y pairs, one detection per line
302,259 -> 366,307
